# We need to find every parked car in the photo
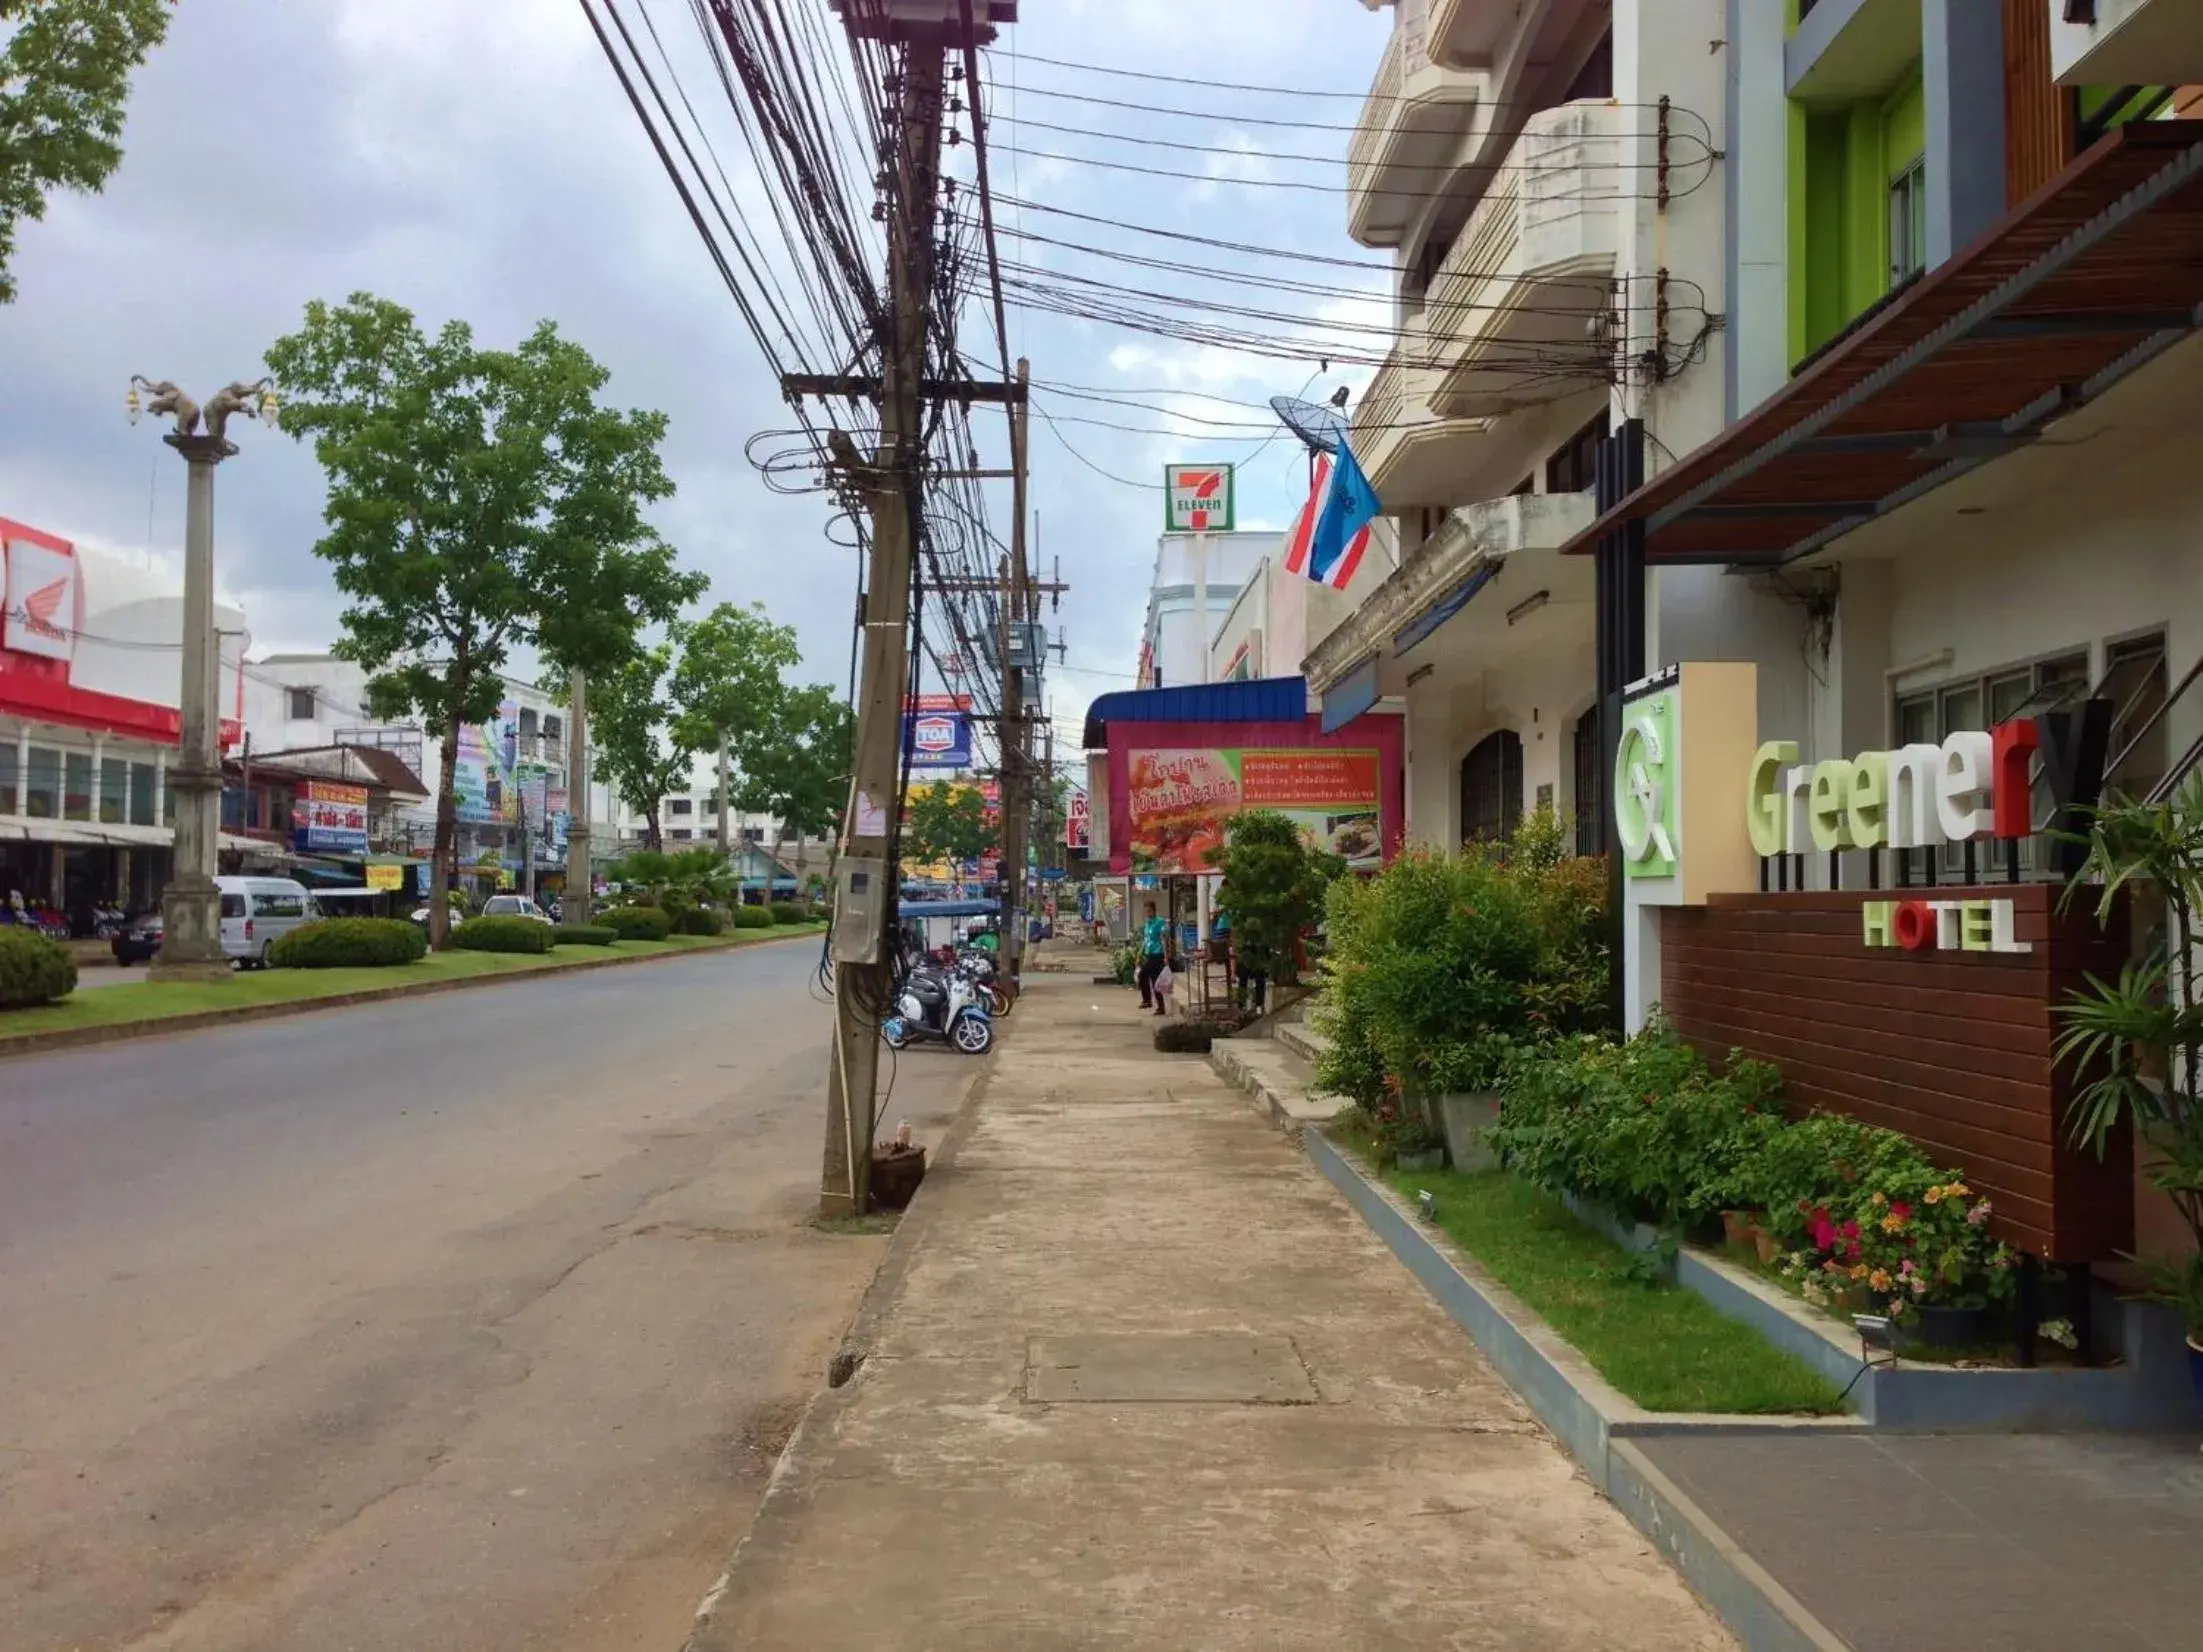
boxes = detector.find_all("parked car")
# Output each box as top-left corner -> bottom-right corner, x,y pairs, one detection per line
215,876 -> 320,969
480,894 -> 553,924
112,911 -> 164,965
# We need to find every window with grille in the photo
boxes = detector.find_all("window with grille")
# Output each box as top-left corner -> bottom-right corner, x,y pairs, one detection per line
1460,731 -> 1524,845
288,687 -> 317,720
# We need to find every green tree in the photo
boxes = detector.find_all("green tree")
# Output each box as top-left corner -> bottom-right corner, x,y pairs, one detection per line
737,681 -> 851,870
1211,810 -> 1341,988
590,641 -> 692,852
669,601 -> 800,848
265,292 -> 704,946
903,780 -> 996,878
0,0 -> 170,304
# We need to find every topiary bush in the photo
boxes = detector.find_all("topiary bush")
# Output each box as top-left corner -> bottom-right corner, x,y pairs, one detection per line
450,915 -> 555,954
675,906 -> 726,936
602,905 -> 673,942
732,906 -> 773,929
553,924 -> 619,947
0,927 -> 77,1007
768,901 -> 806,925
270,917 -> 427,969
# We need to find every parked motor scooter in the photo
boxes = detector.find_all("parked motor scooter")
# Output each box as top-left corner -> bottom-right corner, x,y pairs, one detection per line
881,962 -> 993,1055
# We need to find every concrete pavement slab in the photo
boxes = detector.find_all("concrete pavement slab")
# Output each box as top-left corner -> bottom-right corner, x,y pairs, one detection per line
687,977 -> 1735,1652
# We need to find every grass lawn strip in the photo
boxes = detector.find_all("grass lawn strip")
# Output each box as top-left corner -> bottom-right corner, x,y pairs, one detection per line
0,925 -> 826,1041
1370,1153 -> 1845,1416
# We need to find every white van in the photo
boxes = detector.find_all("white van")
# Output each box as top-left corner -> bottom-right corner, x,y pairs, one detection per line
215,876 -> 320,968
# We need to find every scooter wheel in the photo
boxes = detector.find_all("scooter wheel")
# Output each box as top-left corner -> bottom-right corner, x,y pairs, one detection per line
951,1015 -> 993,1055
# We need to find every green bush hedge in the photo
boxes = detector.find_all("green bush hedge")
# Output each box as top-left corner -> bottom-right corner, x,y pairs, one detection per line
0,927 -> 76,1007
603,905 -> 672,942
450,915 -> 555,954
732,906 -> 773,930
768,901 -> 807,925
1491,1025 -> 2017,1322
553,924 -> 619,947
269,917 -> 427,969
675,906 -> 726,936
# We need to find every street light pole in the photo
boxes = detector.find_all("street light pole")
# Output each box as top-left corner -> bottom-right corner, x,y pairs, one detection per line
127,377 -> 277,983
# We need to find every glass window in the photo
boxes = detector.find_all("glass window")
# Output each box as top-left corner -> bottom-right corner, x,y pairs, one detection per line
129,762 -> 155,826
543,715 -> 561,743
1988,669 -> 2033,728
288,686 -> 317,720
24,747 -> 59,819
1889,157 -> 1927,286
0,743 -> 15,814
222,788 -> 247,830
253,893 -> 306,919
98,759 -> 127,824
63,751 -> 92,821
670,797 -> 692,815
220,893 -> 246,918
162,772 -> 175,825
1896,694 -> 1935,747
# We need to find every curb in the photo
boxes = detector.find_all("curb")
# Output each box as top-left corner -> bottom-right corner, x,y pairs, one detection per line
1301,1126 -> 1857,1652
681,1014 -> 1002,1652
0,928 -> 828,1062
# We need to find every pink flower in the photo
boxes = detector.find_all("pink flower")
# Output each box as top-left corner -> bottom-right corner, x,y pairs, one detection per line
1967,1200 -> 1992,1227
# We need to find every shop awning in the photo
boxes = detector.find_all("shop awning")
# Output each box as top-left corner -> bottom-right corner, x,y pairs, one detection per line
1081,677 -> 1308,749
1558,120 -> 2203,568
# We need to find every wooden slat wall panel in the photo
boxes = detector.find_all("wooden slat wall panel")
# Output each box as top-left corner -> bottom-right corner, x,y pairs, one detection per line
2005,0 -> 2075,206
1660,885 -> 2134,1261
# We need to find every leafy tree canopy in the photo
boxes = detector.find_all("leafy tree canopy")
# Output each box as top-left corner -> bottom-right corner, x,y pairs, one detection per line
590,641 -> 693,852
1212,809 -> 1341,985
670,600 -> 800,767
903,780 -> 996,873
0,0 -> 170,304
738,682 -> 851,846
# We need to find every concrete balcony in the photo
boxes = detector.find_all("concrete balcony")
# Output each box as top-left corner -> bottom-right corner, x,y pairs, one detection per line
1350,347 -> 1487,508
1425,100 -> 1625,419
1347,0 -> 1484,249
1427,0 -> 1524,66
2050,0 -> 2203,85
1303,489 -> 1595,696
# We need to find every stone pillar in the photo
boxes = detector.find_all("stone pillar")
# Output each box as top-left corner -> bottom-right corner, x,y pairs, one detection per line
152,435 -> 233,981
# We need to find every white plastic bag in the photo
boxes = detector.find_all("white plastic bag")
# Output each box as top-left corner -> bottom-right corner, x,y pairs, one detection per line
1153,963 -> 1175,998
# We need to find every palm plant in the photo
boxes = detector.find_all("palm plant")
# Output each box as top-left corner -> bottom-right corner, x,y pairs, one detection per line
2055,771 -> 2203,1335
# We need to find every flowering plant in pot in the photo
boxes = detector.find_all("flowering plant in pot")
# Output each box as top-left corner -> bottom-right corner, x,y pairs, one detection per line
2056,773 -> 2203,1383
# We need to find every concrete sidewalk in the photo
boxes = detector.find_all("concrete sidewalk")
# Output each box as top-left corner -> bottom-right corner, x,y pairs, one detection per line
687,977 -> 1733,1651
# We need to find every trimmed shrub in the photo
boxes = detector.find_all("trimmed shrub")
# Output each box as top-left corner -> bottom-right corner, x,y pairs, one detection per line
602,905 -> 673,942
553,924 -> 619,947
675,906 -> 726,936
450,915 -> 555,954
0,927 -> 77,1007
732,906 -> 773,930
270,917 -> 426,969
768,901 -> 807,926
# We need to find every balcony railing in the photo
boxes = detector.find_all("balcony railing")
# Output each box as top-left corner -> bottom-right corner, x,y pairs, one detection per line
1425,99 -> 1625,418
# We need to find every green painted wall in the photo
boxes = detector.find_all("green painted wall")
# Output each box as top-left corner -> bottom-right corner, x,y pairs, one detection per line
1786,60 -> 1928,366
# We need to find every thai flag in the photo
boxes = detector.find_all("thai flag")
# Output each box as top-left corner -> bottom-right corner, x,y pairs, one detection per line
1281,444 -> 1378,592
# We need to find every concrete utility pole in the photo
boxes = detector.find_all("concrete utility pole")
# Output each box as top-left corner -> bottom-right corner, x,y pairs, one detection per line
127,375 -> 276,983
813,28 -> 949,1218
998,357 -> 1032,979
565,670 -> 592,924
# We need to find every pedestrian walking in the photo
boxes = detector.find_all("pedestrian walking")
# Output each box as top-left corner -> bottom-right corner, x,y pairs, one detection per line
1136,900 -> 1168,1008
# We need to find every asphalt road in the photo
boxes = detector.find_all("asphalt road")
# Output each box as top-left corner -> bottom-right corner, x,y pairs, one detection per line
0,940 -> 975,1652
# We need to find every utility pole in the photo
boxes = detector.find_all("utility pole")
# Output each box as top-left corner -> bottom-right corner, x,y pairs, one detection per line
998,356 -> 1031,979
814,26 -> 949,1219
565,670 -> 592,924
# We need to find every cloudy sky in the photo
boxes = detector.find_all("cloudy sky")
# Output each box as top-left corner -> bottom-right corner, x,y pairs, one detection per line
0,0 -> 1394,758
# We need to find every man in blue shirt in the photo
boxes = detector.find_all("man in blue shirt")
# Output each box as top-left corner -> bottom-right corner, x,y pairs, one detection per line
1137,900 -> 1169,1009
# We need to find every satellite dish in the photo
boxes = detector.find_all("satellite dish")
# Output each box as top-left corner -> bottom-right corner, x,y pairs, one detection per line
1270,394 -> 1350,457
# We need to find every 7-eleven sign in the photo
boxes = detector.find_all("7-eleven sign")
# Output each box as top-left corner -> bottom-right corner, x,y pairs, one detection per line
1164,463 -> 1235,533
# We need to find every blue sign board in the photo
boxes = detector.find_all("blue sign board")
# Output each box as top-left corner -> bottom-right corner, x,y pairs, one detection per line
904,708 -> 974,770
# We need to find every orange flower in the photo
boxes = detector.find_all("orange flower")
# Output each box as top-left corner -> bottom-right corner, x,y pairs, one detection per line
1869,1192 -> 1888,1208
1924,1186 -> 1943,1205
1849,1263 -> 1870,1281
1881,1212 -> 1909,1234
1869,1269 -> 1893,1292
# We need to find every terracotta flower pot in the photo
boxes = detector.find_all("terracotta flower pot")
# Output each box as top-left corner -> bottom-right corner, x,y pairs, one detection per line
1720,1210 -> 1756,1251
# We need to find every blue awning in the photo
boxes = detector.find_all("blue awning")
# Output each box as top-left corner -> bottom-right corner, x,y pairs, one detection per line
1082,676 -> 1308,748
1393,561 -> 1502,656
899,898 -> 1001,918
1319,655 -> 1382,735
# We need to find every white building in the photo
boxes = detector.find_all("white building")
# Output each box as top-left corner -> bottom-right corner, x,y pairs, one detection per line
1137,531 -> 1278,688
0,519 -> 251,913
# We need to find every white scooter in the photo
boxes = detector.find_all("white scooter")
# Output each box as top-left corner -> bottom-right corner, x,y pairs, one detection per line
881,962 -> 994,1055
